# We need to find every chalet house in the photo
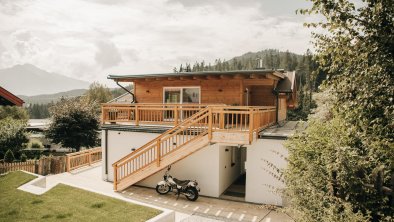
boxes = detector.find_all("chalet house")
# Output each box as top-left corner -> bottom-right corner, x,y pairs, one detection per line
0,86 -> 24,106
101,69 -> 296,205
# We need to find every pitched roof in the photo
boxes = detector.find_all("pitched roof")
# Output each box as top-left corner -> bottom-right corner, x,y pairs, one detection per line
0,86 -> 24,106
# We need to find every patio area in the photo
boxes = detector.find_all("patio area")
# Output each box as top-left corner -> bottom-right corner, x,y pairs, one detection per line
43,165 -> 293,222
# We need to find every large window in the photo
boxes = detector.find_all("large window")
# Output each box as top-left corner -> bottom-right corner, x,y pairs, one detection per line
163,87 -> 200,104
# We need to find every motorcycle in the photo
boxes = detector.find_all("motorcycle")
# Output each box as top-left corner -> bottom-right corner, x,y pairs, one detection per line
155,165 -> 200,201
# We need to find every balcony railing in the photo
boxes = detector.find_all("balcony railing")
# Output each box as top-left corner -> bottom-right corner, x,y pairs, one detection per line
102,103 -> 276,137
101,103 -> 223,126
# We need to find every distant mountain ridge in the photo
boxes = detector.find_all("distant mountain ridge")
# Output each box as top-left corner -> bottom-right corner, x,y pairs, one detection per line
19,89 -> 88,105
0,64 -> 90,96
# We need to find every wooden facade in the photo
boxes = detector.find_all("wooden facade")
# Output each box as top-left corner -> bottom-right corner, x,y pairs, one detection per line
133,77 -> 278,106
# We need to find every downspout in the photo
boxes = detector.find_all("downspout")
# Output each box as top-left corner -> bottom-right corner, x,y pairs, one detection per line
105,129 -> 108,178
275,92 -> 279,124
116,81 -> 135,103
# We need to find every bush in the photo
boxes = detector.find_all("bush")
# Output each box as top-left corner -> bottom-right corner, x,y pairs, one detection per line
31,142 -> 43,149
4,149 -> 15,163
20,153 -> 27,162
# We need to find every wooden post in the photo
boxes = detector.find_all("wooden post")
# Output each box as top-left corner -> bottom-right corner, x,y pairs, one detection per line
113,165 -> 118,191
88,150 -> 92,166
219,108 -> 225,129
208,107 -> 213,141
66,155 -> 71,172
156,139 -> 161,167
249,108 -> 254,144
135,105 -> 139,126
174,106 -> 178,125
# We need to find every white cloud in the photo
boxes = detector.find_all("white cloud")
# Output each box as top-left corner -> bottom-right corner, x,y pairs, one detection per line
0,0 -> 313,86
95,40 -> 122,68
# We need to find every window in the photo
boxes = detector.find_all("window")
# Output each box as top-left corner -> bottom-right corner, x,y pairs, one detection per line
163,87 -> 200,104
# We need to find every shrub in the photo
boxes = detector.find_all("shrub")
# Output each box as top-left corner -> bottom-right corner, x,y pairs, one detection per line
31,142 -> 43,149
20,153 -> 27,162
4,149 -> 15,163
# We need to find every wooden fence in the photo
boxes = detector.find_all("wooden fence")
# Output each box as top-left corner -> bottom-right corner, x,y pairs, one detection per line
0,156 -> 67,175
0,148 -> 102,175
66,147 -> 102,172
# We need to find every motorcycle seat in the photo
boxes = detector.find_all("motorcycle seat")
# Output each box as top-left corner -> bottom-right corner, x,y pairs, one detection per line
173,178 -> 190,187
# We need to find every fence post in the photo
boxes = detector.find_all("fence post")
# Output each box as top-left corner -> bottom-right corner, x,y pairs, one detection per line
66,155 -> 70,172
174,106 -> 178,125
88,150 -> 92,166
135,105 -> 139,126
219,108 -> 225,129
156,139 -> 161,167
208,107 -> 213,141
249,108 -> 254,144
113,164 -> 118,191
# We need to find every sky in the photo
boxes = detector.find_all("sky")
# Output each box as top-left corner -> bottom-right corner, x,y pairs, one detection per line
0,0 -> 315,87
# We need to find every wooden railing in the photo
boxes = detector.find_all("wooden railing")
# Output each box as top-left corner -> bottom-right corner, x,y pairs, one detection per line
101,103 -> 224,125
111,105 -> 276,190
211,106 -> 276,143
66,147 -> 102,172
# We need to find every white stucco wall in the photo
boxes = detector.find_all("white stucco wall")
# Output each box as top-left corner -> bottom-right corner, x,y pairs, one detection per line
102,129 -> 289,204
102,130 -> 224,197
101,130 -> 161,181
137,144 -> 221,197
245,139 -> 288,206
218,145 -> 242,195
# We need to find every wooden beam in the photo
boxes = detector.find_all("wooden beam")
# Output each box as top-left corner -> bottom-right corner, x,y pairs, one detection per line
180,76 -> 193,80
193,75 -> 205,80
266,73 -> 281,81
243,78 -> 275,86
220,74 -> 233,79
234,74 -> 246,79
249,74 -> 265,79
167,76 -> 180,81
206,75 -> 220,80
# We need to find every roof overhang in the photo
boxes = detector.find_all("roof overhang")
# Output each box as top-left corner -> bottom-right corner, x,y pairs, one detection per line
0,87 -> 24,106
108,70 -> 286,82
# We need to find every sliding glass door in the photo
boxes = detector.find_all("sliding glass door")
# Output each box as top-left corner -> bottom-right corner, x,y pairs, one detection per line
163,87 -> 200,104
163,87 -> 201,120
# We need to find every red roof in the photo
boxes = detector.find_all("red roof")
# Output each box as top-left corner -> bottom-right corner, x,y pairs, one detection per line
0,87 -> 24,106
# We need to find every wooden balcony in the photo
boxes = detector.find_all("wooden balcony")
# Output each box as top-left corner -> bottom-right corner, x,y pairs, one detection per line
101,103 -> 276,144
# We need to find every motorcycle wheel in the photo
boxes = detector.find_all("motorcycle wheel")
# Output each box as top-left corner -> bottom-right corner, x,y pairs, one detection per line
156,184 -> 171,195
185,187 -> 199,201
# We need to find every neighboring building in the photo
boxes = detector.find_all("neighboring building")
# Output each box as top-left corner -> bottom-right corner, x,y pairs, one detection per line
101,70 -> 297,206
0,86 -> 24,106
108,92 -> 134,104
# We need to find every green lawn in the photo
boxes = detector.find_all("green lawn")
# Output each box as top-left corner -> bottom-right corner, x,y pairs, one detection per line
0,171 -> 161,222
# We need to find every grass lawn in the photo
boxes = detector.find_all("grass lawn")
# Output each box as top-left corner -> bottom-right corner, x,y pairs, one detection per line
0,171 -> 161,222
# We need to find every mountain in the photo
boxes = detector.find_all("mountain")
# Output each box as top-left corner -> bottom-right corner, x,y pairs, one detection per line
19,89 -> 88,105
0,64 -> 90,96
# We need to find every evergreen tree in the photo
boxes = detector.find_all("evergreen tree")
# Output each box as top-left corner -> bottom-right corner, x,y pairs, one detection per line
4,149 -> 15,163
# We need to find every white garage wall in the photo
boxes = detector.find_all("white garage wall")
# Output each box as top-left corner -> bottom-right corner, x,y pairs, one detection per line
245,139 -> 288,206
102,130 -> 222,197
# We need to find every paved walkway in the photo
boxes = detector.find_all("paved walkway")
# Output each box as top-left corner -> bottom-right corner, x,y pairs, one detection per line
46,165 -> 293,222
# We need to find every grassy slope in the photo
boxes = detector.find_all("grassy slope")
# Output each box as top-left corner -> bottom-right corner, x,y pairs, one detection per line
0,172 -> 161,222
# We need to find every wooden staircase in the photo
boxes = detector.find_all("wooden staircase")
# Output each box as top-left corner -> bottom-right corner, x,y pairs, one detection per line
111,105 -> 277,191
112,108 -> 211,191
